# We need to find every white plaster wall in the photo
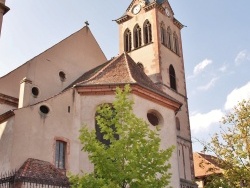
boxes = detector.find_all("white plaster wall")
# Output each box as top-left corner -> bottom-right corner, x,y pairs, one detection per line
1,88 -> 180,187
0,117 -> 14,173
79,93 -> 180,188
0,103 -> 14,114
6,89 -> 82,172
132,94 -> 180,188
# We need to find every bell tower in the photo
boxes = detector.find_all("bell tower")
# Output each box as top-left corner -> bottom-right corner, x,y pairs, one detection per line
0,0 -> 9,37
116,0 -> 196,186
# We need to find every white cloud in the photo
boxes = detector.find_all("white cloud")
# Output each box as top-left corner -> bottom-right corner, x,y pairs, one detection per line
198,77 -> 218,91
190,109 -> 224,134
224,82 -> 250,110
193,59 -> 213,75
218,64 -> 227,73
235,50 -> 250,65
191,82 -> 250,134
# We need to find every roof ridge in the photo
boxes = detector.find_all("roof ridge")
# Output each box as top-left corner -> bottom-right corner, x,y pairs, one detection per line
0,26 -> 90,79
20,158 -> 31,176
123,53 -> 136,83
75,54 -> 124,86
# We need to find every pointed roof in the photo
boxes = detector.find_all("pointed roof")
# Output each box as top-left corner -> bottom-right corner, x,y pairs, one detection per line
126,0 -> 166,12
69,53 -> 180,105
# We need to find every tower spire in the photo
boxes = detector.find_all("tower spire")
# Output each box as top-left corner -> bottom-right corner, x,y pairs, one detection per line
0,0 -> 10,37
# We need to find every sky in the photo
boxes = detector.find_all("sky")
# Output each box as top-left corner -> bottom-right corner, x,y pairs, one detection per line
0,0 -> 250,152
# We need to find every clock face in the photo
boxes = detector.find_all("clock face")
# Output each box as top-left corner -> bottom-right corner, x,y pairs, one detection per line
132,4 -> 141,15
165,8 -> 170,17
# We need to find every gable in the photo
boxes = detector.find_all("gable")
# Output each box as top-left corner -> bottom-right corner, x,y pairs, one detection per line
0,26 -> 107,113
126,0 -> 166,12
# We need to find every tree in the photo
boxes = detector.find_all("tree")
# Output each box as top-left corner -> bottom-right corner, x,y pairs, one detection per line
201,99 -> 250,188
69,85 -> 174,188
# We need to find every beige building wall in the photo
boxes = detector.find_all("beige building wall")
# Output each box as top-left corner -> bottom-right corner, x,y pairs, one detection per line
119,8 -> 161,82
0,87 -> 181,187
0,103 -> 13,114
0,89 -> 78,172
0,117 -> 14,172
78,91 -> 181,187
156,9 -> 194,180
117,0 -> 194,182
0,27 -> 106,112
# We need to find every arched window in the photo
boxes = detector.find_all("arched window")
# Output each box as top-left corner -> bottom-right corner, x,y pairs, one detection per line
160,22 -> 166,45
143,20 -> 152,44
124,29 -> 132,52
169,65 -> 177,90
176,117 -> 180,131
95,104 -> 119,147
166,27 -> 172,50
173,32 -> 179,55
134,24 -> 142,49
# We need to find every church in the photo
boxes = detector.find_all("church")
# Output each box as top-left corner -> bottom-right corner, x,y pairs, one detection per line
0,0 -> 197,187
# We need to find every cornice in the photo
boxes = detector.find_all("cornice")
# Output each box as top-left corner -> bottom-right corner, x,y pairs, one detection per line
144,2 -> 157,12
76,84 -> 181,112
115,15 -> 132,24
0,3 -> 10,15
0,110 -> 14,124
0,93 -> 19,107
116,2 -> 165,24
173,17 -> 184,29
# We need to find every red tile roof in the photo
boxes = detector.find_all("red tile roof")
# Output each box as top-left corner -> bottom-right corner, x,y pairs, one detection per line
193,152 -> 223,178
69,53 -> 180,104
15,158 -> 69,186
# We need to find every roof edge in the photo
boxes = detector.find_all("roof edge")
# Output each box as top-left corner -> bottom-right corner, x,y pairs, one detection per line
0,3 -> 10,15
0,110 -> 15,124
0,26 -> 93,79
76,84 -> 182,112
0,93 -> 18,107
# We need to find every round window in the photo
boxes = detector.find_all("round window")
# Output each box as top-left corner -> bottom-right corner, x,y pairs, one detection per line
59,71 -> 66,82
32,87 -> 39,97
147,112 -> 159,126
40,105 -> 50,115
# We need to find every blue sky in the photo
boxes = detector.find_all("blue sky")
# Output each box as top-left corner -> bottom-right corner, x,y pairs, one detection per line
0,0 -> 250,152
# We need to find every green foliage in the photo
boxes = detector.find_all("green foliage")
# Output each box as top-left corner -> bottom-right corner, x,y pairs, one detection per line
69,85 -> 174,188
204,174 -> 231,188
202,99 -> 250,188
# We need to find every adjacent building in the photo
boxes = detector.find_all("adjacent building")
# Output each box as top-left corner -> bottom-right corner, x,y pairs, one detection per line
193,152 -> 223,188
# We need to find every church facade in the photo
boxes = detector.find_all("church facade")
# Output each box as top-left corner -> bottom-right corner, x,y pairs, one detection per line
0,0 -> 196,187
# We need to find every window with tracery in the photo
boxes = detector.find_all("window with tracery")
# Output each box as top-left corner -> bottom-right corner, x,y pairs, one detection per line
143,20 -> 152,44
134,24 -> 142,49
160,22 -> 166,45
166,27 -> 172,50
173,32 -> 180,55
124,29 -> 132,52
169,64 -> 177,91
